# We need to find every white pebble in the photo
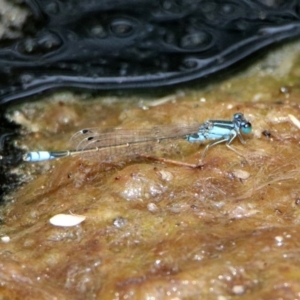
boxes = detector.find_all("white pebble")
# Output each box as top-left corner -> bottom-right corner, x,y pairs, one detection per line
288,114 -> 300,130
232,169 -> 250,180
158,170 -> 173,181
49,214 -> 86,227
1,236 -> 10,243
147,202 -> 159,213
232,285 -> 245,295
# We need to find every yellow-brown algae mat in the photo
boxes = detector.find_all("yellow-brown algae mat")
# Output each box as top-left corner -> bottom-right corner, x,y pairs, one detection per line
1,41 -> 300,299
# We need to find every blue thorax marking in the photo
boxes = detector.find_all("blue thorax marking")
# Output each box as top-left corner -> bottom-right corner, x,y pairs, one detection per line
186,113 -> 252,143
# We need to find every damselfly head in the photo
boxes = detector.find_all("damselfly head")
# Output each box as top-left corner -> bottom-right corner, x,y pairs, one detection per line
233,113 -> 252,134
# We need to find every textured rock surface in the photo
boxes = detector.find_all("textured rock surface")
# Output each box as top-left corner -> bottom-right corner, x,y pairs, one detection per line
1,39 -> 300,299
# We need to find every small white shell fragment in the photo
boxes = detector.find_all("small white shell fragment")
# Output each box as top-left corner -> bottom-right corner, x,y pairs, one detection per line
1,236 -> 10,243
232,169 -> 250,180
158,170 -> 173,182
49,214 -> 86,227
288,114 -> 300,130
232,285 -> 245,295
147,202 -> 159,213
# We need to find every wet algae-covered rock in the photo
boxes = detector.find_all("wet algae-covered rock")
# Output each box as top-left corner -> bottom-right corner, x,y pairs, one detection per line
2,0 -> 300,298
1,38 -> 300,298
